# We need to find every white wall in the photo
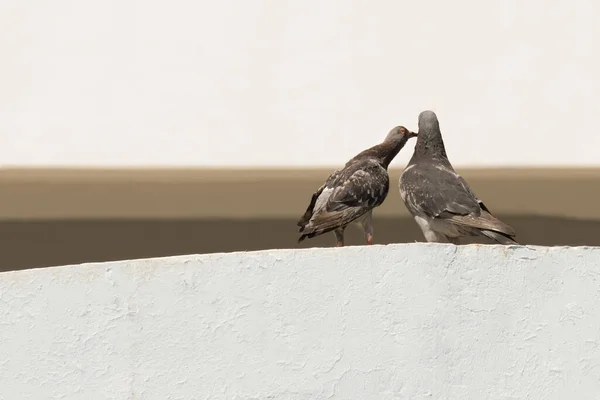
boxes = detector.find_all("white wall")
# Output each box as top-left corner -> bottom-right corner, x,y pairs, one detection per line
2,244 -> 600,399
1,0 -> 600,167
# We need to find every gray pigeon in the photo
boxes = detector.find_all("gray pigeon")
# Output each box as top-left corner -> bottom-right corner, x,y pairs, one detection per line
298,126 -> 417,246
399,110 -> 518,245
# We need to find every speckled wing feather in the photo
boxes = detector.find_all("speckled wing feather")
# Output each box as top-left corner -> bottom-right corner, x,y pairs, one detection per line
400,162 -> 515,237
298,159 -> 389,241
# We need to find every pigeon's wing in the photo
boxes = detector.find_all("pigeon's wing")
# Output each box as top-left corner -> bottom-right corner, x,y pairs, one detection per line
400,162 -> 480,218
400,163 -> 516,236
327,160 -> 390,210
300,160 -> 389,237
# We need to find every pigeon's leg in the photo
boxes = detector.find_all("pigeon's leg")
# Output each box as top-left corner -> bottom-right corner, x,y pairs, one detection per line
362,211 -> 374,245
334,228 -> 345,247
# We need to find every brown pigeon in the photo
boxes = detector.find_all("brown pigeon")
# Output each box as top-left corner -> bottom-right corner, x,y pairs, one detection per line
298,126 -> 417,246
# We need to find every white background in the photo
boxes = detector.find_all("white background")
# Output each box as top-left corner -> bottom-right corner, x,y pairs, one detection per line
1,0 -> 599,167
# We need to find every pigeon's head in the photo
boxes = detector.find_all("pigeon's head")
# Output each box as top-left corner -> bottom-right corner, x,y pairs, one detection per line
417,110 -> 440,133
375,125 -> 417,168
384,126 -> 417,142
414,110 -> 448,158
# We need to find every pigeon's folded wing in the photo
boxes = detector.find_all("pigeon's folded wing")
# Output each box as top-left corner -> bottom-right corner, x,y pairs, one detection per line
401,163 -> 480,218
401,163 -> 516,236
305,160 -> 389,234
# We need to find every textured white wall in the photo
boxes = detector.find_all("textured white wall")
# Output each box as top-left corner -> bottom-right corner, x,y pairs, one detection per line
1,0 -> 599,167
1,244 -> 600,399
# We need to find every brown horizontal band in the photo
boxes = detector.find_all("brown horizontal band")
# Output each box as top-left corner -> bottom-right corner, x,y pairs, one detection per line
1,167 -> 599,220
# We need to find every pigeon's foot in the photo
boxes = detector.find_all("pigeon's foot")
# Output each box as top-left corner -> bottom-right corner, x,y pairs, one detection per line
366,234 -> 373,245
334,229 -> 345,247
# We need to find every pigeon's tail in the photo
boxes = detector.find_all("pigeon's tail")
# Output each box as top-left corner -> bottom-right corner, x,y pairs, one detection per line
480,229 -> 520,245
297,221 -> 321,243
449,210 -> 520,245
297,225 -> 328,243
297,233 -> 311,243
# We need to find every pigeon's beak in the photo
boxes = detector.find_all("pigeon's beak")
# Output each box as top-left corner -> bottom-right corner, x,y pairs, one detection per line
408,130 -> 418,138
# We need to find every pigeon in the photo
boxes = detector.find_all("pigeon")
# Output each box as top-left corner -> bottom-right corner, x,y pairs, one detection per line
399,110 -> 519,245
298,126 -> 417,246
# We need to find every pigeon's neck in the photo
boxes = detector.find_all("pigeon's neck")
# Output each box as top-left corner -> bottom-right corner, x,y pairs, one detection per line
411,129 -> 449,163
353,136 -> 408,169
